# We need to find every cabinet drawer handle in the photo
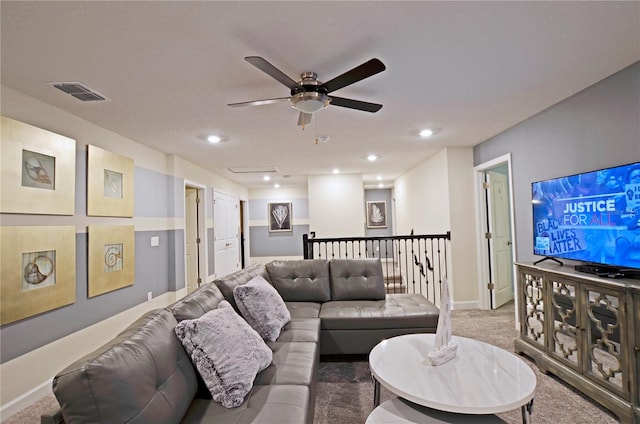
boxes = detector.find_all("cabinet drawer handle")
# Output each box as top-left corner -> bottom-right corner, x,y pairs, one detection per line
635,346 -> 640,354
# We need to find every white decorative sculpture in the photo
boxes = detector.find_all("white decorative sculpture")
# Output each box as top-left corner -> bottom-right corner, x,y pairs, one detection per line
427,277 -> 458,366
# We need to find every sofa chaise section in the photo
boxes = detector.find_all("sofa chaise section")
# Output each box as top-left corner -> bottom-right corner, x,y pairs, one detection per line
216,258 -> 440,356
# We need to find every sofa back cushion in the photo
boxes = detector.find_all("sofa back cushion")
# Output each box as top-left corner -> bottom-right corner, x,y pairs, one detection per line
329,259 -> 386,300
53,309 -> 197,424
213,263 -> 270,311
168,282 -> 225,322
266,260 -> 331,302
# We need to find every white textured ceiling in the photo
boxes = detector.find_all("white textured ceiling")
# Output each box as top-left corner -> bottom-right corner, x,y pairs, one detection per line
2,1 -> 639,188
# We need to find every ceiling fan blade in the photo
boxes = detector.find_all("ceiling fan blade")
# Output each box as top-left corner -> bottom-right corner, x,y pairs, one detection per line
227,97 -> 290,107
245,56 -> 302,90
297,112 -> 312,127
329,96 -> 383,113
321,58 -> 386,93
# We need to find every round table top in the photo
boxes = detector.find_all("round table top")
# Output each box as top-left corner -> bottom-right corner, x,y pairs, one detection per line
369,333 -> 536,414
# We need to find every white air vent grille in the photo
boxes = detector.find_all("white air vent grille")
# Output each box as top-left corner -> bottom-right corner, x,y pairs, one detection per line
228,166 -> 278,174
49,82 -> 110,102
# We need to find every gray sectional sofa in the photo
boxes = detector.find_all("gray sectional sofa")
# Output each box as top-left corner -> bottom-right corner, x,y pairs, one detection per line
42,258 -> 439,424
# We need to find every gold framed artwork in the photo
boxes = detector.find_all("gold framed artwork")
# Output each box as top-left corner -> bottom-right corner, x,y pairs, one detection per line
366,201 -> 387,228
268,202 -> 292,232
1,116 -> 76,215
88,225 -> 135,297
0,226 -> 76,325
87,145 -> 134,217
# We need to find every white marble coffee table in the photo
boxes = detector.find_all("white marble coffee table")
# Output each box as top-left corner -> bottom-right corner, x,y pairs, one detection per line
369,334 -> 536,422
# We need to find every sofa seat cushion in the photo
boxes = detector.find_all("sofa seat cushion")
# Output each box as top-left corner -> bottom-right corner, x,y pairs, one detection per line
53,309 -> 198,424
266,259 -> 331,302
234,275 -> 291,342
168,283 -> 226,322
319,294 -> 439,330
270,318 -> 321,344
286,301 -> 322,319
181,385 -> 309,424
255,341 -> 318,386
329,258 -> 386,300
175,301 -> 272,408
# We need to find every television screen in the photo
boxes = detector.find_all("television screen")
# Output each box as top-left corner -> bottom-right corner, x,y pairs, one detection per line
532,161 -> 640,271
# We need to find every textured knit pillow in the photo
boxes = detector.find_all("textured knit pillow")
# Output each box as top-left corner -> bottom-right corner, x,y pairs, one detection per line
174,301 -> 272,408
233,275 -> 291,342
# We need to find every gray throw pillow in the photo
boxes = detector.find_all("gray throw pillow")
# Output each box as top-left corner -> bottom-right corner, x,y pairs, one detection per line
174,300 -> 272,408
233,275 -> 291,342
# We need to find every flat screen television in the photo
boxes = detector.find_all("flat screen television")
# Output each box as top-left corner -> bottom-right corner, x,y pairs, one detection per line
532,161 -> 640,277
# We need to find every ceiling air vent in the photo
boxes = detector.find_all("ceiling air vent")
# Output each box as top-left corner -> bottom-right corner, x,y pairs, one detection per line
228,166 -> 278,174
49,82 -> 110,102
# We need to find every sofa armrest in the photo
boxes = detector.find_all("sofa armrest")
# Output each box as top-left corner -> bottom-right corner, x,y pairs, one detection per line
41,407 -> 64,424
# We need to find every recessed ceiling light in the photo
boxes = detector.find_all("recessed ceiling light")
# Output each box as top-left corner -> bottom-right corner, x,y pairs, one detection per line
274,183 -> 280,188
378,183 -> 384,188
332,168 -> 340,174
207,135 -> 221,144
263,175 -> 271,181
376,175 -> 382,181
367,154 -> 378,162
419,129 -> 434,138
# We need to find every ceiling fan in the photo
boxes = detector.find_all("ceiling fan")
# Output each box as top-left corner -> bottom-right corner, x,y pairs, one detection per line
228,56 -> 386,126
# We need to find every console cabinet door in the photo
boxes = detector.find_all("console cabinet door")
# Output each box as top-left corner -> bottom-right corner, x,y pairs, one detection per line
547,273 -> 581,370
518,266 -> 546,350
582,283 -> 629,400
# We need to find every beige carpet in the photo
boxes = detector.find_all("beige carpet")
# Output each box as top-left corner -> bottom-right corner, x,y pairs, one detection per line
313,302 -> 620,424
3,302 -> 621,423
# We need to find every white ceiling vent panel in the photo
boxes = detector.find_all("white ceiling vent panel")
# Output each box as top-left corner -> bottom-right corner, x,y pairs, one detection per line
48,81 -> 110,102
228,166 -> 278,174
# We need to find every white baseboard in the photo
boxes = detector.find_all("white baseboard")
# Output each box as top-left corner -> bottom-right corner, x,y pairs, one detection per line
452,300 -> 479,310
0,381 -> 52,422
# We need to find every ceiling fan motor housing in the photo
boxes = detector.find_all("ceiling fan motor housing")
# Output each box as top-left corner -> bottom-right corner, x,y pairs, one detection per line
289,72 -> 331,113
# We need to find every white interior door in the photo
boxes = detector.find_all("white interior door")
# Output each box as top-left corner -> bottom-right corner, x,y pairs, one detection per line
487,170 -> 514,308
214,191 -> 240,278
185,187 -> 200,292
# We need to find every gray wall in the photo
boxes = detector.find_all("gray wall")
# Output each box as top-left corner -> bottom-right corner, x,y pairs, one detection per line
0,163 -> 184,362
365,188 -> 394,237
249,197 -> 309,257
474,61 -> 640,264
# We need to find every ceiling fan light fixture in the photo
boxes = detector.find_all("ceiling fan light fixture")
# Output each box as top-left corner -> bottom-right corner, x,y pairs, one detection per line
290,92 -> 331,114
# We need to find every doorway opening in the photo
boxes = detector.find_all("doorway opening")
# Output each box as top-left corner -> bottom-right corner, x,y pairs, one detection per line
185,184 -> 206,293
473,154 -> 517,314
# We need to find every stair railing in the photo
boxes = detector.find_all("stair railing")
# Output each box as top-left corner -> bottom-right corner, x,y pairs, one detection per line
302,232 -> 450,303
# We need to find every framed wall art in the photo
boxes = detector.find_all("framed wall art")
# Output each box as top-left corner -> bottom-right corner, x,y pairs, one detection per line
87,145 -> 134,217
88,225 -> 135,297
0,226 -> 76,325
366,201 -> 387,228
268,202 -> 292,232
1,116 -> 76,215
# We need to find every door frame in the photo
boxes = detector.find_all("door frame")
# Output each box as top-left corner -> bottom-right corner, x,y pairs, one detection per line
184,181 -> 207,290
473,153 -> 518,317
